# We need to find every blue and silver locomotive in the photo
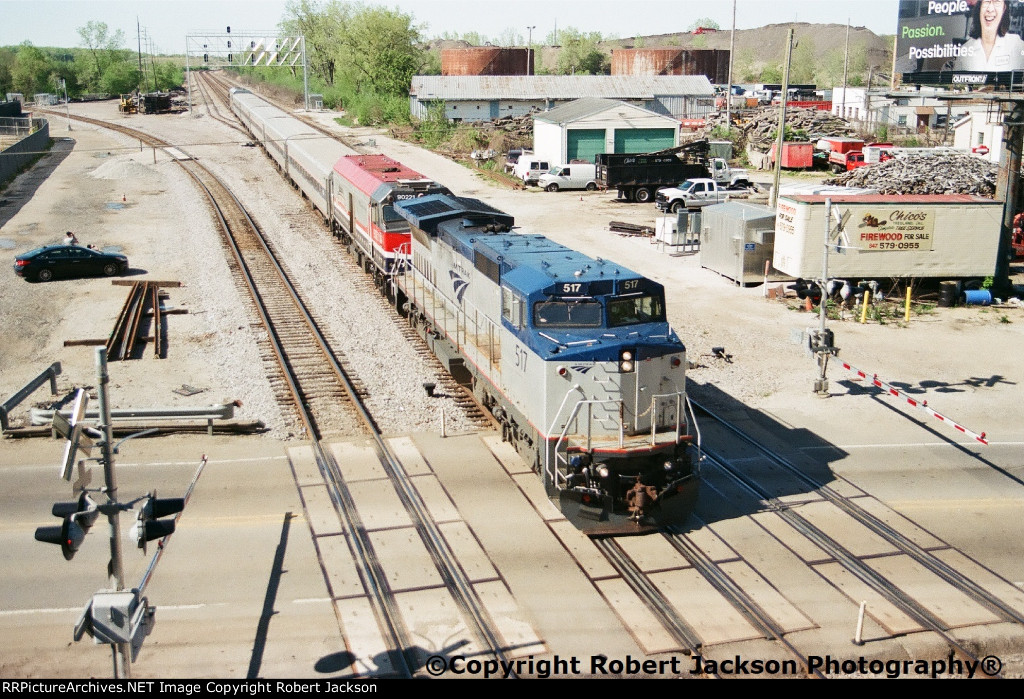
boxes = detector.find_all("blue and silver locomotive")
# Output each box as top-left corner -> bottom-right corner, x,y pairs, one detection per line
393,194 -> 700,535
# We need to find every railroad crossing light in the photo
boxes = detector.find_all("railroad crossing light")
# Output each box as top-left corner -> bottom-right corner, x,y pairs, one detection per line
34,493 -> 100,560
131,493 -> 184,552
203,54 -> 209,63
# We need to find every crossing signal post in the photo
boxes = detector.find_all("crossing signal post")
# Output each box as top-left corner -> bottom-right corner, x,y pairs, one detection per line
31,348 -> 192,678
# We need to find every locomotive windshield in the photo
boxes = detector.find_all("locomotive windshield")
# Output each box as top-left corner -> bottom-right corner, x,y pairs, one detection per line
380,204 -> 410,232
607,294 -> 666,327
533,299 -> 602,328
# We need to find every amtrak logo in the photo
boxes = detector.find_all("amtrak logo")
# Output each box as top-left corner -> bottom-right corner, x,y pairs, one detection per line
449,271 -> 469,303
571,365 -> 593,374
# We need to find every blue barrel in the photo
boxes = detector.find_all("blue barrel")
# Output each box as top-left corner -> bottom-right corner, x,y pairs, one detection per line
961,289 -> 992,306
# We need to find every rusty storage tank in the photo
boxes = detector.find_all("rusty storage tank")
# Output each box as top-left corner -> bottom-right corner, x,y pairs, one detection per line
442,48 -> 531,76
611,48 -> 729,83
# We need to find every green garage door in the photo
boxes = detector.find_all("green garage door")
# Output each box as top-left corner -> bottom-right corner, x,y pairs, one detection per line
566,129 -> 606,163
614,128 -> 676,153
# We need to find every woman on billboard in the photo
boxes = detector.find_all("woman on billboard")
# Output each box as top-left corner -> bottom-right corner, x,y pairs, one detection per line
955,0 -> 1024,71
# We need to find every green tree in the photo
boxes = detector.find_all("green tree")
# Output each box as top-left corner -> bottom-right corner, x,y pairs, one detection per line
496,28 -> 523,48
0,47 -> 15,96
76,21 -> 126,90
99,60 -> 141,94
760,64 -> 783,83
687,18 -> 721,32
789,37 -> 816,84
281,0 -> 348,86
555,28 -> 607,75
11,43 -> 56,95
339,5 -> 425,95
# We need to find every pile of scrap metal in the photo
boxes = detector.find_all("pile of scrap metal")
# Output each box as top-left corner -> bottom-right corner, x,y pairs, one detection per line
140,92 -> 172,114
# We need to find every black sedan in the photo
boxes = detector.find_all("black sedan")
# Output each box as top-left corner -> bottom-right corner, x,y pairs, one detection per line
13,245 -> 130,282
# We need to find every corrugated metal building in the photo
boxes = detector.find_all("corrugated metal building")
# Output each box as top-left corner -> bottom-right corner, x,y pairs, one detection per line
409,75 -> 715,122
533,97 -> 681,165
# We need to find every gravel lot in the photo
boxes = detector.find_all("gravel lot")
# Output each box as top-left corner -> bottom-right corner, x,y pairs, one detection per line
2,96 -> 1023,452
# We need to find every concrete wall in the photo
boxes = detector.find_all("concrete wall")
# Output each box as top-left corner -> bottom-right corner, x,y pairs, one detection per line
0,118 -> 49,185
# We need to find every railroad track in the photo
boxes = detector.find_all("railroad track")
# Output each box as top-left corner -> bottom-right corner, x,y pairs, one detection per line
594,534 -> 825,679
692,399 -> 1017,676
44,102 -> 517,676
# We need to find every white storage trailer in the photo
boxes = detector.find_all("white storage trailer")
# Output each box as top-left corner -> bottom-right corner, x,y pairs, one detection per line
773,194 -> 1003,279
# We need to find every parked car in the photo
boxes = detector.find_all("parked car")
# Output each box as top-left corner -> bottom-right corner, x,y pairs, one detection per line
13,245 -> 129,282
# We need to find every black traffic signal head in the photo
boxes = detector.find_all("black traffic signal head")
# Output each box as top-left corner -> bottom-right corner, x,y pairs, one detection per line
35,493 -> 99,560
132,494 -> 185,552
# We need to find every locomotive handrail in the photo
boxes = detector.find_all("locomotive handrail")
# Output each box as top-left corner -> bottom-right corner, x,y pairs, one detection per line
548,389 -> 689,491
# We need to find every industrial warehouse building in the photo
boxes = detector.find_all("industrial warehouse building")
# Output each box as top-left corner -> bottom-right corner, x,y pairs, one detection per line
532,97 -> 681,165
408,75 -> 715,123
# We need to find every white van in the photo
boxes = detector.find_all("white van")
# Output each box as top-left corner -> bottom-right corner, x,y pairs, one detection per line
537,163 -> 598,192
513,157 -> 550,185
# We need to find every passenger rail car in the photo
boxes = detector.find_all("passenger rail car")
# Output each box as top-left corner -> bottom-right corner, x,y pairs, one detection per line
393,194 -> 701,535
229,88 -> 447,287
229,88 -> 350,223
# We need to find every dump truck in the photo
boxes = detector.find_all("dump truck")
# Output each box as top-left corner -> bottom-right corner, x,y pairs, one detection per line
595,140 -> 749,203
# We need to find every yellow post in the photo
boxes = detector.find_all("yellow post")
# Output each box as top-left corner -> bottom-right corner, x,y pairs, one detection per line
860,290 -> 871,324
904,287 -> 912,323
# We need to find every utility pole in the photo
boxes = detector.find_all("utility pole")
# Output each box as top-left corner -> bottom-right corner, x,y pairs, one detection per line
841,19 -> 850,119
527,26 -> 536,76
726,0 -> 736,136
137,18 -> 144,93
770,28 -> 795,209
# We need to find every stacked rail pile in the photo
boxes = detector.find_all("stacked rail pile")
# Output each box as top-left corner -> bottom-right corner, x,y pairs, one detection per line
107,281 -> 176,360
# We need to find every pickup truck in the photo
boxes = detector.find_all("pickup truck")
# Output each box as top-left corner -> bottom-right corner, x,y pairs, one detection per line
655,178 -> 743,212
828,144 -> 894,173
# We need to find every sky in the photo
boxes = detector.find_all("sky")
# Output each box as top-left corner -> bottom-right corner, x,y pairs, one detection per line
0,0 -> 903,54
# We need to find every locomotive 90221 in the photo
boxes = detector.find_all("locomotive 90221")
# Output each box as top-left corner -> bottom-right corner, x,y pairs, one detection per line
228,87 -> 701,535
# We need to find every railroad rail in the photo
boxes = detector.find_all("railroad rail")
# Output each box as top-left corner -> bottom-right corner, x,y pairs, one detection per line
692,399 -> 1013,676
48,92 -> 513,677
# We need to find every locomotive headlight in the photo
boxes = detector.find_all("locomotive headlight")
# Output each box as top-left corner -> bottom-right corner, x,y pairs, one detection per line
619,348 -> 636,373
597,465 -> 611,480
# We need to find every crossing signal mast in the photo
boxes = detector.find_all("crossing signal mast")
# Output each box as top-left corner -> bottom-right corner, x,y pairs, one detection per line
31,349 -> 194,678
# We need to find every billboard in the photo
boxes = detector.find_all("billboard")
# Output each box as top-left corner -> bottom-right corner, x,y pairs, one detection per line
896,0 -> 1024,85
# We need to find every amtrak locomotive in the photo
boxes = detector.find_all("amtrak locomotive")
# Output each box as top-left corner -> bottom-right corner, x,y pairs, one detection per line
228,87 -> 700,535
392,194 -> 700,535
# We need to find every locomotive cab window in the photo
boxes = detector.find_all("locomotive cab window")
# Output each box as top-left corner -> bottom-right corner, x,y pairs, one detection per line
379,204 -> 409,232
607,294 -> 665,327
501,287 -> 525,328
533,299 -> 602,328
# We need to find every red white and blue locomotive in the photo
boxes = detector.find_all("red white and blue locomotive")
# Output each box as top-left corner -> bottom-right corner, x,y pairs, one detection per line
229,87 -> 700,535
